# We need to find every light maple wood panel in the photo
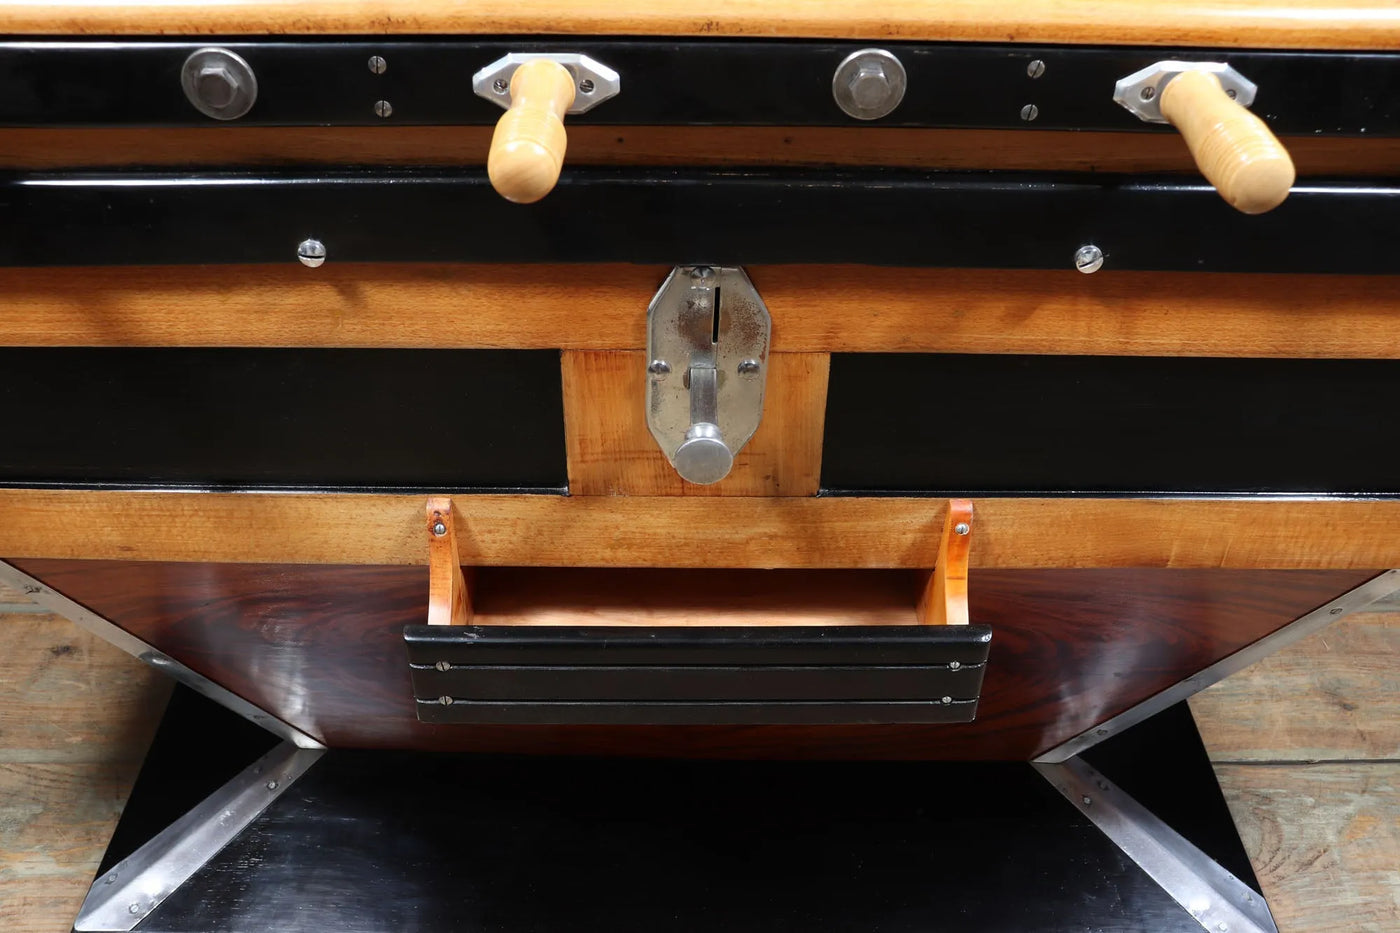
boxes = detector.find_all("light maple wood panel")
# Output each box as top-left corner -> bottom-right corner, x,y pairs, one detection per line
563,351 -> 829,496
1214,763 -> 1400,933
1192,612 -> 1400,762
0,0 -> 1397,49
7,264 -> 1400,359
4,490 -> 1400,569
3,126 -> 1398,175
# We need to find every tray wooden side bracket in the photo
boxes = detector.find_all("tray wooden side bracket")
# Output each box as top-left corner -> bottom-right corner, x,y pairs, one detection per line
427,496 -> 472,626
917,499 -> 974,626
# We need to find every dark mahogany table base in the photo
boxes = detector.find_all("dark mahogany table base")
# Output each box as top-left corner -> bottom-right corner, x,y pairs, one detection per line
77,686 -> 1267,933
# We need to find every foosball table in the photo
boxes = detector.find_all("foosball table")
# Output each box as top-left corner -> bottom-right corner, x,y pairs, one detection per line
2,3 -> 1399,931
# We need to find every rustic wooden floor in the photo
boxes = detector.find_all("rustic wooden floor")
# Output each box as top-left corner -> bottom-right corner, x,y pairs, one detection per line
1,581 -> 1397,932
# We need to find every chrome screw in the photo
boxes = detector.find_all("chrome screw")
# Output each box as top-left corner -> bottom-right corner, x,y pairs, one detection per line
432,521 -> 447,536
1026,59 -> 1046,79
738,359 -> 761,375
648,359 -> 672,376
948,660 -> 961,671
435,660 -> 451,672
367,55 -> 387,75
296,239 -> 326,268
129,904 -> 142,915
579,78 -> 595,94
941,696 -> 953,705
266,780 -> 279,790
1075,244 -> 1104,274
1082,795 -> 1093,806
374,99 -> 393,118
954,522 -> 970,535
833,48 -> 907,121
439,695 -> 454,706
493,78 -> 508,93
1020,103 -> 1039,121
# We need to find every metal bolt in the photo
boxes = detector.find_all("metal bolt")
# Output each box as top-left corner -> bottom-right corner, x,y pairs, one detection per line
738,359 -> 761,375
941,696 -> 953,705
493,78 -> 508,93
266,780 -> 278,790
1082,795 -> 1093,806
296,239 -> 326,268
833,49 -> 906,120
435,660 -> 451,672
368,55 -> 387,75
374,99 -> 393,118
1075,244 -> 1104,274
579,78 -> 595,94
948,660 -> 961,671
1026,59 -> 1046,79
954,522 -> 970,536
181,48 -> 258,121
129,903 -> 142,915
432,521 -> 447,536
1020,103 -> 1039,121
196,64 -> 239,109
648,359 -> 672,376
439,695 -> 454,706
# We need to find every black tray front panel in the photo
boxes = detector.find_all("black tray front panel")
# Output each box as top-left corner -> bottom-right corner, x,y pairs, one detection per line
822,352 -> 1400,495
406,624 -> 993,724
0,348 -> 566,490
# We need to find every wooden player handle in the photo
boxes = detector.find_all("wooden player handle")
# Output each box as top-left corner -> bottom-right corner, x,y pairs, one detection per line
486,59 -> 576,204
1159,69 -> 1294,215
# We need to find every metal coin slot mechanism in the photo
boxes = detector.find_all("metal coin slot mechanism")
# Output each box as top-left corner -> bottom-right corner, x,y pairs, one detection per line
1113,60 -> 1294,214
645,266 -> 771,486
474,52 -> 621,203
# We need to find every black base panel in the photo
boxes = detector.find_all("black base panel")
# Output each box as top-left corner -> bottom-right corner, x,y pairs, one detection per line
0,347 -> 567,490
4,169 -> 1400,273
0,39 -> 1396,133
89,687 -> 1260,933
823,352 -> 1400,495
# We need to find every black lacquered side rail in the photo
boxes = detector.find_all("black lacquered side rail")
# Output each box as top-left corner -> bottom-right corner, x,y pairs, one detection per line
2,168 -> 1399,273
0,38 -> 1396,132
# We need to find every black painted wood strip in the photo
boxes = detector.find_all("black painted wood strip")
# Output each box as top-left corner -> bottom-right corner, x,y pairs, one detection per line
822,353 -> 1400,495
404,625 -> 996,666
0,348 -> 567,490
3,169 -> 1399,272
0,39 -> 1395,133
416,698 -> 980,724
410,664 -> 986,702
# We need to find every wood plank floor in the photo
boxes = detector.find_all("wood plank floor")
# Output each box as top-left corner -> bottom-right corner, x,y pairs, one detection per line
2,583 -> 1397,931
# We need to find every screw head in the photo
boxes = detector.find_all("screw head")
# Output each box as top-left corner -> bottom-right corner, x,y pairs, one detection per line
367,55 -> 387,75
434,660 -> 451,672
1026,59 -> 1046,79
954,522 -> 970,536
374,99 -> 393,118
1075,244 -> 1104,274
296,238 -> 327,268
833,49 -> 906,120
129,903 -> 142,915
493,77 -> 508,93
1082,795 -> 1093,806
266,779 -> 279,790
1020,103 -> 1039,121
648,359 -> 672,376
579,78 -> 595,94
941,696 -> 953,705
432,521 -> 447,536
737,359 -> 761,376
180,48 -> 258,121
439,695 -> 454,706
948,660 -> 961,671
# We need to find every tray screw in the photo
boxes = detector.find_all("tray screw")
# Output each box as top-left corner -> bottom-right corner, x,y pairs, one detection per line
368,55 -> 387,75
1027,59 -> 1046,79
432,521 -> 447,536
296,239 -> 326,268
1075,244 -> 1104,274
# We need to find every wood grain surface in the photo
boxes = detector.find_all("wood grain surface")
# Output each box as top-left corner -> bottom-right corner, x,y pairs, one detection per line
6,263 -> 1400,360
562,351 -> 829,496
7,490 -> 1400,569
3,127 -> 1398,175
0,0 -> 1396,50
9,559 -> 1371,760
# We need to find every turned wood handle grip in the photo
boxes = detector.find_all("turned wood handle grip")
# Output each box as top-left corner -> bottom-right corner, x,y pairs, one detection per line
1159,69 -> 1295,215
487,59 -> 577,204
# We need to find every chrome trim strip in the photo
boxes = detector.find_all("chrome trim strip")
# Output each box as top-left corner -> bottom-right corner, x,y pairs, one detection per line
1035,755 -> 1279,933
1035,569 -> 1400,764
0,560 -> 324,750
73,741 -> 324,932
